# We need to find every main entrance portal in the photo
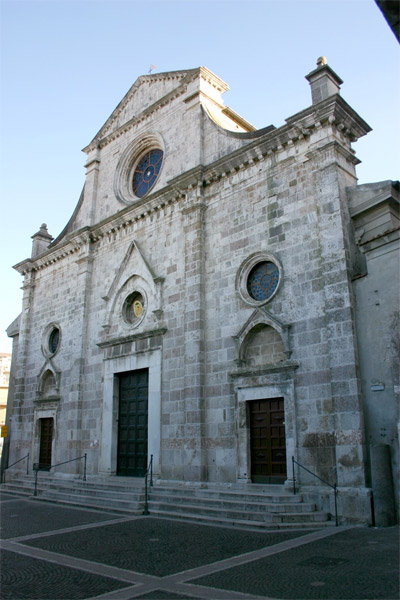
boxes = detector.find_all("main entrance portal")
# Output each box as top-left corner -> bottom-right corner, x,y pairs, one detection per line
117,369 -> 148,477
249,398 -> 286,483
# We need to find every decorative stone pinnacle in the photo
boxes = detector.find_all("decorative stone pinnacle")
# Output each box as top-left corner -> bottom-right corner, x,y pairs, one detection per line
31,223 -> 54,258
305,59 -> 343,105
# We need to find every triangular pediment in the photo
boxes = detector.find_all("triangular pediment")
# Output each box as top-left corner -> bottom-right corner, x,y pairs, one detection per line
103,239 -> 162,303
102,239 -> 164,334
85,69 -> 200,148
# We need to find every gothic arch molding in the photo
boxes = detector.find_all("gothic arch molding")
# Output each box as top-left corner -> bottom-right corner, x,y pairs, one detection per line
36,362 -> 61,402
233,308 -> 291,366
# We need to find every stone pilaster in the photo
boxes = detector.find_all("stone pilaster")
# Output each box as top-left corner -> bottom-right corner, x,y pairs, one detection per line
181,184 -> 206,480
68,233 -> 94,467
10,268 -> 35,453
84,148 -> 101,225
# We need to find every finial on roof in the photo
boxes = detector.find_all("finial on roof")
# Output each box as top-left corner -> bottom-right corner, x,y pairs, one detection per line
31,223 -> 53,258
305,58 -> 343,105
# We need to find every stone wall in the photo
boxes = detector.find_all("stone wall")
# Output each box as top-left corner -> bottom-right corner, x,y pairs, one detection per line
7,62 -> 391,524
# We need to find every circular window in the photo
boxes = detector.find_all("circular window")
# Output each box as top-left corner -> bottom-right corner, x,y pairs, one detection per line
132,149 -> 163,198
48,327 -> 60,354
236,252 -> 282,307
114,134 -> 165,205
42,323 -> 62,358
123,292 -> 146,325
247,261 -> 280,302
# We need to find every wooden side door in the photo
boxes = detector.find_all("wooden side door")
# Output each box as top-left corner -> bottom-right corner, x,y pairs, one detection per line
249,398 -> 286,484
117,369 -> 148,477
39,417 -> 53,467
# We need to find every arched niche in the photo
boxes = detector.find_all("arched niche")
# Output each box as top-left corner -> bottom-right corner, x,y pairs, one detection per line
36,364 -> 61,402
233,308 -> 291,367
243,323 -> 286,367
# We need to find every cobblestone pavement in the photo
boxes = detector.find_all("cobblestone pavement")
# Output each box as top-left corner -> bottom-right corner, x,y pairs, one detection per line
1,491 -> 398,600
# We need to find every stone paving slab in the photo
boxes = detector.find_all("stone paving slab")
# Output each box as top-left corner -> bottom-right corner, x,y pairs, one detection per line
0,491 -> 20,502
0,496 -> 124,539
1,549 -> 132,600
23,517 -> 311,577
190,526 -> 400,599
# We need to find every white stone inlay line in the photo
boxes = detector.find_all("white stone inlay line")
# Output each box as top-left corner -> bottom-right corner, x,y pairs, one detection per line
2,525 -> 353,600
8,516 -> 137,543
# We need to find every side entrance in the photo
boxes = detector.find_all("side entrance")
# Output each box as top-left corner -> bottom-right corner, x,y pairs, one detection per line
249,398 -> 286,483
39,417 -> 53,468
117,369 -> 148,477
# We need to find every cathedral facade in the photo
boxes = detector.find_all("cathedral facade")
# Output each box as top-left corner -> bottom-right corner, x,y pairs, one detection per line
5,61 -> 399,523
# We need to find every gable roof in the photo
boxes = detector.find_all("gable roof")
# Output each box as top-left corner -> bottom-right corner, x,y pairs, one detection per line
83,68 -> 231,152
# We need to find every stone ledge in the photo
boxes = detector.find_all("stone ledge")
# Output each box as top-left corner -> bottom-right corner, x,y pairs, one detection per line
229,361 -> 300,378
97,326 -> 167,349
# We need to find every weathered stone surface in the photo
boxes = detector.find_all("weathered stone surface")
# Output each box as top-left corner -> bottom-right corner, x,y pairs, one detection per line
4,63 -> 398,524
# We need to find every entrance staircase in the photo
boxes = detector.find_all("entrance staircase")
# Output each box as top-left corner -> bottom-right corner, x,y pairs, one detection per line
1,473 -> 146,514
1,474 -> 334,530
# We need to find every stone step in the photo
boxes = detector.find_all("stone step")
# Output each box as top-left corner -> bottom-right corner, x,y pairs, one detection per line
35,489 -> 143,513
33,481 -> 144,500
147,500 -> 327,523
9,474 -> 145,492
0,483 -> 33,497
147,509 -> 335,531
148,492 -> 314,513
1,477 -> 145,508
2,476 -> 333,531
150,485 -> 303,504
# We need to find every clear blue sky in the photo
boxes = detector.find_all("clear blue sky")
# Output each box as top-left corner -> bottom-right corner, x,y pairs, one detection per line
1,0 -> 399,352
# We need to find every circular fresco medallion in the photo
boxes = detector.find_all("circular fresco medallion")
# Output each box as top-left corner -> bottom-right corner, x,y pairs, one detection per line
123,291 -> 146,325
133,299 -> 143,318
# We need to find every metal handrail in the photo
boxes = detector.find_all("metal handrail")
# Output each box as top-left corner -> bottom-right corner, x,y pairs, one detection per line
143,454 -> 153,515
33,453 -> 87,497
1,453 -> 30,482
292,456 -> 338,526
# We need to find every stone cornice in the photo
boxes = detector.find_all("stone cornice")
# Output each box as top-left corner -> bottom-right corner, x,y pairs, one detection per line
97,327 -> 167,349
84,67 -> 232,153
198,66 -> 229,93
229,361 -> 300,378
15,95 -> 371,276
357,227 -> 400,253
13,227 -> 92,275
285,94 -> 371,142
83,70 -> 201,153
201,95 -> 369,187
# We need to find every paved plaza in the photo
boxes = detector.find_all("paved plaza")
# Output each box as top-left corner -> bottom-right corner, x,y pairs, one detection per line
1,490 -> 398,600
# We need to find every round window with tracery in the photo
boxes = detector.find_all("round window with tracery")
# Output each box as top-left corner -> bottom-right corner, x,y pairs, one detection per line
132,149 -> 163,198
247,261 -> 280,302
